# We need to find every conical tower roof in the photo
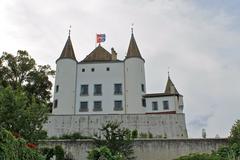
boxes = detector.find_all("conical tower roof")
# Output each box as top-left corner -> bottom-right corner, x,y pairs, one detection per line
164,76 -> 179,94
126,33 -> 143,59
57,35 -> 76,61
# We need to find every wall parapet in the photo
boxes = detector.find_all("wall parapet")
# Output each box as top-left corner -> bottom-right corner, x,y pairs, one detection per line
40,138 -> 228,160
44,113 -> 188,139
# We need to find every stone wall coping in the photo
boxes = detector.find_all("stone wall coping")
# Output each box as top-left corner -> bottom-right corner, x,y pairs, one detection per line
39,138 -> 228,143
47,113 -> 185,117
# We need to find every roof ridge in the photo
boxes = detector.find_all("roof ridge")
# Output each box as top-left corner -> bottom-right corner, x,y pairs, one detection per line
81,45 -> 115,62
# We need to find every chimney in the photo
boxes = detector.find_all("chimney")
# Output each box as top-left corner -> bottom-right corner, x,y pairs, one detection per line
111,48 -> 117,60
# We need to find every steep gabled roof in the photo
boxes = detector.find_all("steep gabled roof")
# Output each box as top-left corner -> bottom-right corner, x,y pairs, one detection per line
81,45 -> 115,62
126,33 -> 143,59
58,36 -> 76,61
164,76 -> 179,94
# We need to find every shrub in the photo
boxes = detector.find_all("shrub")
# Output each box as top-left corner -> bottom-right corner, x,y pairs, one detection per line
131,129 -> 138,139
139,133 -> 148,138
148,131 -> 153,138
54,145 -> 65,160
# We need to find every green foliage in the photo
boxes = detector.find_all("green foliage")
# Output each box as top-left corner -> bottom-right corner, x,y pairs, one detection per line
47,132 -> 92,140
88,146 -> 124,160
0,50 -> 55,106
229,120 -> 240,145
40,145 -> 66,160
175,119 -> 240,160
93,121 -> 135,160
155,134 -> 163,138
139,132 -> 148,138
131,129 -> 138,139
40,147 -> 54,160
175,153 -> 221,160
54,145 -> 65,160
148,131 -> 153,138
0,127 -> 44,160
0,87 -> 48,142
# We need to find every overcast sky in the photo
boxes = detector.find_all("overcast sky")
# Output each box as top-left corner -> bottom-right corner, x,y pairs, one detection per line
1,0 -> 239,138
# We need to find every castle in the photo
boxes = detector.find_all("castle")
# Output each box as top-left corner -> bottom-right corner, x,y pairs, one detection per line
45,31 -> 188,138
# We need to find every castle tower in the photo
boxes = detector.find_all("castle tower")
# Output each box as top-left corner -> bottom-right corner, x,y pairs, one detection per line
52,35 -> 77,114
164,76 -> 184,113
124,32 -> 146,113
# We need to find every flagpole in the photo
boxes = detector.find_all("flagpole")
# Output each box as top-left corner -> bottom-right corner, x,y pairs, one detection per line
95,33 -> 97,48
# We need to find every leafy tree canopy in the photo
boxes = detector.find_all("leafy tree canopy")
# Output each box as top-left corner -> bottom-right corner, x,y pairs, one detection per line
0,87 -> 48,142
0,127 -> 44,160
92,121 -> 135,160
229,120 -> 240,145
0,50 -> 55,105
88,146 -> 124,160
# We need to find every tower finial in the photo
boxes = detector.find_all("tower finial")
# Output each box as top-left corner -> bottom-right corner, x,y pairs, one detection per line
68,25 -> 72,37
168,67 -> 170,78
131,23 -> 134,35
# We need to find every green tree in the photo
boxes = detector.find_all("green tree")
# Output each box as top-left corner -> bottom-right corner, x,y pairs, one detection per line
0,87 -> 48,142
0,127 -> 44,160
229,120 -> 240,145
93,121 -> 135,160
0,50 -> 55,106
88,146 -> 124,160
175,119 -> 240,160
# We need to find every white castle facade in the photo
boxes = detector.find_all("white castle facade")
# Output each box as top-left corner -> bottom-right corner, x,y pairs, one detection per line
52,33 -> 184,115
45,32 -> 188,138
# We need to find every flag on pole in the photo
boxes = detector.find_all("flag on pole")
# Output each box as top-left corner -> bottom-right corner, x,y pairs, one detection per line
96,34 -> 106,43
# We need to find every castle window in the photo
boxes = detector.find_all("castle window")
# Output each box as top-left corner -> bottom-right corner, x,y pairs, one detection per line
152,101 -> 158,111
82,68 -> 85,72
141,84 -> 145,92
80,85 -> 88,96
114,83 -> 122,95
91,68 -> 95,72
114,101 -> 123,111
142,98 -> 146,107
80,101 -> 88,112
94,84 -> 102,95
55,85 -> 59,93
179,105 -> 184,110
93,101 -> 102,111
106,67 -> 110,71
54,99 -> 58,108
163,101 -> 169,110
